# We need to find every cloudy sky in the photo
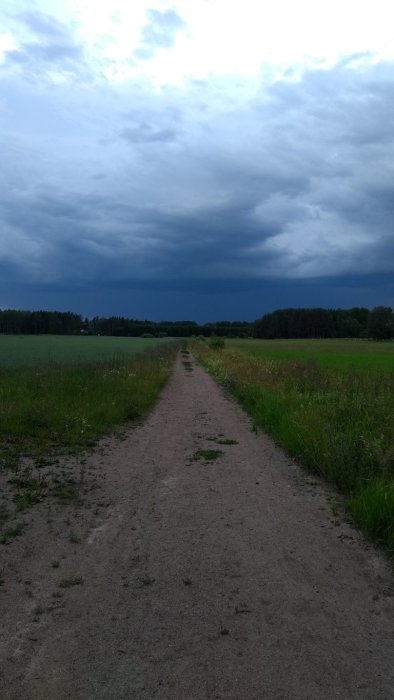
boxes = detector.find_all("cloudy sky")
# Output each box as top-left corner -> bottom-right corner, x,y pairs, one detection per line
1,0 -> 393,321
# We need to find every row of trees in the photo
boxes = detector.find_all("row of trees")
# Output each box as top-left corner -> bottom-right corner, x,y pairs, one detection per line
0,310 -> 83,335
0,307 -> 392,340
0,310 -> 252,338
253,307 -> 393,340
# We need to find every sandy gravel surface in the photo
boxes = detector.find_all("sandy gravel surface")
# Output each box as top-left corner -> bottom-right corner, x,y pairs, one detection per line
1,351 -> 393,699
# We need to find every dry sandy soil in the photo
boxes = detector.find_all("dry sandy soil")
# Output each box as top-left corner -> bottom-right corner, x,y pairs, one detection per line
0,351 -> 393,699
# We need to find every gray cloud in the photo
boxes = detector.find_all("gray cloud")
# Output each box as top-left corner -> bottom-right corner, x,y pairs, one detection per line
134,8 -> 186,60
18,10 -> 73,39
1,10 -> 86,79
120,123 -> 179,143
6,41 -> 82,64
0,53 -> 394,317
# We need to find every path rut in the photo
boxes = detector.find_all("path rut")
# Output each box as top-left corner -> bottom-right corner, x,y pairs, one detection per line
1,352 -> 393,699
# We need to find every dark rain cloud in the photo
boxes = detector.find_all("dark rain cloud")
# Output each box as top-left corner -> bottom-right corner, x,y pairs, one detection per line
0,47 -> 394,317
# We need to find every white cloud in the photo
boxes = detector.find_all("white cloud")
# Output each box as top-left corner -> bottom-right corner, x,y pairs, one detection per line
3,0 -> 394,86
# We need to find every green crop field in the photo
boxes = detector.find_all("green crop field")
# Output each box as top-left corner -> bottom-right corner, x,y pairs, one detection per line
0,334 -> 173,367
227,337 -> 394,374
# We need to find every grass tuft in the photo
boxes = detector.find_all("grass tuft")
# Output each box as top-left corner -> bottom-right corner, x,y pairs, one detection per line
58,576 -> 84,588
1,524 -> 24,545
349,481 -> 394,555
192,449 -> 223,462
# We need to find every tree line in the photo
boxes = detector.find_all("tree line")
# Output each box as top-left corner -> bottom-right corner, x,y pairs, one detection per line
0,307 -> 392,340
87,317 -> 252,337
0,310 -> 83,335
0,310 -> 251,338
253,307 -> 393,340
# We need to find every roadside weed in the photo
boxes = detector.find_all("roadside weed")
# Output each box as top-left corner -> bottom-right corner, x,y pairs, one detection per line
1,524 -> 24,545
192,449 -> 223,462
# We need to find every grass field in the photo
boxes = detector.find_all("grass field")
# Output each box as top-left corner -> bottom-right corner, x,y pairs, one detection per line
193,338 -> 394,557
227,338 -> 394,374
0,337 -> 179,542
0,334 -> 173,367
0,337 -> 178,458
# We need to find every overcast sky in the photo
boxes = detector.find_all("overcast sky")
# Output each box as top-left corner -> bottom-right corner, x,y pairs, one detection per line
1,0 -> 393,321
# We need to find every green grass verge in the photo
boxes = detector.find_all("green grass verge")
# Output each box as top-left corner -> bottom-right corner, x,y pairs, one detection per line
0,342 -> 178,543
192,343 -> 394,558
349,481 -> 394,553
0,343 -> 178,460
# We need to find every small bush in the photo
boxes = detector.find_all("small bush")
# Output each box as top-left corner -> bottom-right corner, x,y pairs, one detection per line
209,336 -> 225,350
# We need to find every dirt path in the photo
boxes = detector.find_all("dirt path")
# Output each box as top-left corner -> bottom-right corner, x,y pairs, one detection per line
1,352 -> 393,699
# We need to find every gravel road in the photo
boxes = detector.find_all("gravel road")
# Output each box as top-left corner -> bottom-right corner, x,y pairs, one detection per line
1,351 -> 393,699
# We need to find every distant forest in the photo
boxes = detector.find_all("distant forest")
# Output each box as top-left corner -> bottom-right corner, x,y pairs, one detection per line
0,306 -> 392,340
253,307 -> 393,341
0,309 -> 250,339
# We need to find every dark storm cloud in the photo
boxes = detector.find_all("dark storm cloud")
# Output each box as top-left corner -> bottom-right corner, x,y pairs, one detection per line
135,59 -> 394,282
1,52 -> 394,317
134,8 -> 186,60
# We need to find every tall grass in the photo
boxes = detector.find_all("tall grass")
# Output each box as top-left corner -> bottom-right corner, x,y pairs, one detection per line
193,343 -> 394,557
0,343 -> 178,462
